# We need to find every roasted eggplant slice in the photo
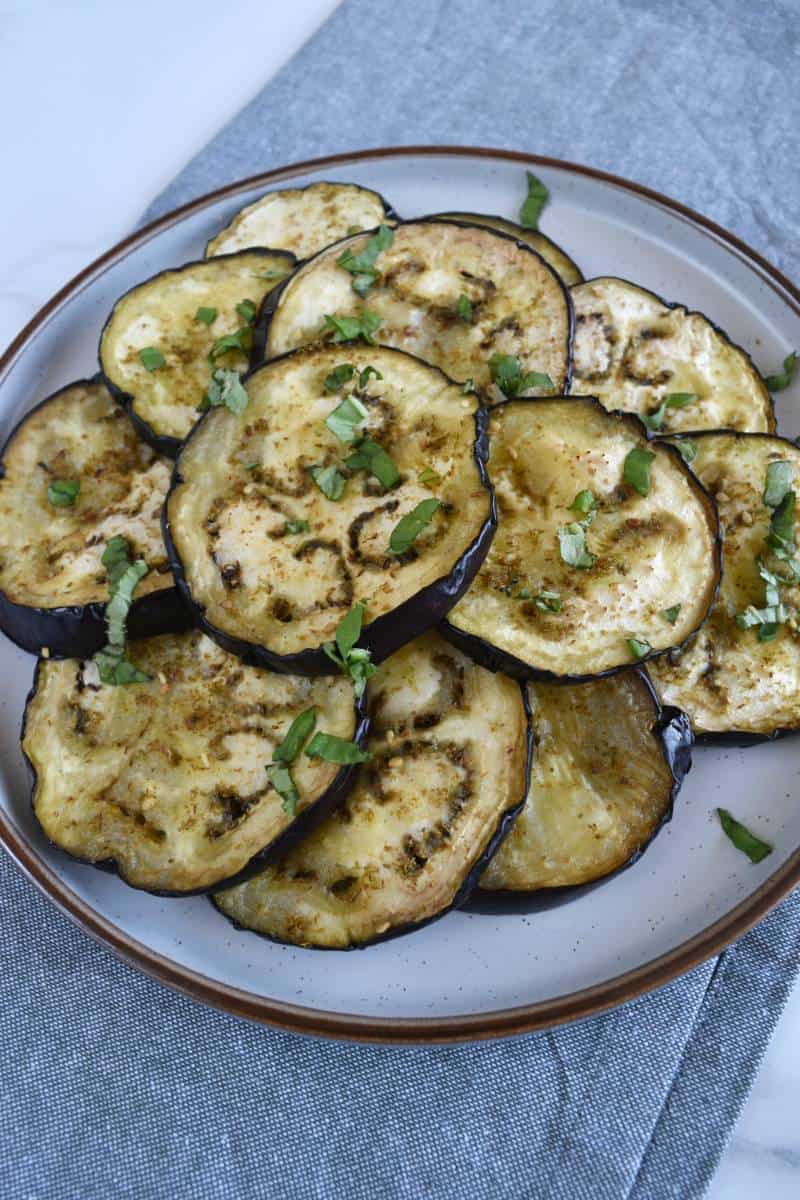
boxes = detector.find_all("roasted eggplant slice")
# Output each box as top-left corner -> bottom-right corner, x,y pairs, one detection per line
165,344 -> 495,674
263,220 -> 572,397
649,433 -> 800,741
430,212 -> 583,287
572,277 -> 775,433
0,379 -> 187,657
480,670 -> 691,892
213,631 -> 531,948
442,397 -> 720,681
205,181 -> 397,260
99,250 -> 295,455
22,629 -> 367,894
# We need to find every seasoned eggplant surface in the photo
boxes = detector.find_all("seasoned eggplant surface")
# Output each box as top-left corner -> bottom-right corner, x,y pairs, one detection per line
0,379 -> 185,657
572,277 -> 774,433
206,181 -> 396,260
23,630 -> 366,894
443,398 -> 720,680
264,220 -> 572,396
165,345 -> 494,672
481,671 -> 688,892
213,632 -> 531,948
100,250 -> 295,454
430,212 -> 583,287
649,434 -> 800,740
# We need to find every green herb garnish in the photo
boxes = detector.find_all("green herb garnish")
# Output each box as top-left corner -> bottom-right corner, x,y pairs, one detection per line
626,636 -> 652,660
764,460 -> 793,508
273,707 -> 317,765
389,499 -> 441,555
323,312 -> 382,345
47,479 -> 80,508
489,353 -> 554,397
676,440 -> 698,465
322,602 -> 377,697
640,392 -> 697,432
208,327 -> 252,361
764,351 -> 798,393
570,489 -> 597,517
462,378 -> 476,394
266,764 -> 300,816
236,299 -> 257,324
310,464 -> 347,501
195,306 -> 218,325
519,170 -> 549,229
717,808 -> 772,863
324,363 -> 355,392
305,732 -> 371,765
285,519 -> 310,535
418,467 -> 441,487
198,368 -> 249,415
623,447 -> 656,497
457,294 -> 473,323
662,604 -> 682,625
326,394 -> 369,443
345,437 -> 400,490
558,522 -> 596,569
534,591 -> 562,612
337,225 -> 393,296
139,347 -> 165,372
92,536 -> 150,685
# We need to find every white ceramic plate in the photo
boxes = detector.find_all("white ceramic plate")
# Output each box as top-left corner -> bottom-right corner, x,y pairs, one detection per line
2,148 -> 799,1043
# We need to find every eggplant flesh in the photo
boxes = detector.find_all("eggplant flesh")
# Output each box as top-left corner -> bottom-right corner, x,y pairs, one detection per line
99,250 -> 295,454
481,670 -> 683,891
165,345 -> 494,673
443,397 -> 720,680
430,212 -> 583,287
0,379 -> 183,657
206,181 -> 396,260
264,220 -> 572,398
571,277 -> 775,433
23,630 -> 365,894
213,631 -> 531,948
649,433 -> 800,740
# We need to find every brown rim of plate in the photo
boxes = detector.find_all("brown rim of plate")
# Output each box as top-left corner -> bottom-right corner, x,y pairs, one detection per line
2,146 -> 799,1046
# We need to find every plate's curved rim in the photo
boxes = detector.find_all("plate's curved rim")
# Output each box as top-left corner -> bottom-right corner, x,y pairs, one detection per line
2,145 -> 799,1045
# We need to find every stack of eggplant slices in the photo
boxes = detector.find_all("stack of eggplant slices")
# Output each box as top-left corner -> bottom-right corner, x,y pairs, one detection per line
3,173 -> 796,951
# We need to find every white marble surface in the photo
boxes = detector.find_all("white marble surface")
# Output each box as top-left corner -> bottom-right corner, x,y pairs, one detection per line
0,2 -> 797,1196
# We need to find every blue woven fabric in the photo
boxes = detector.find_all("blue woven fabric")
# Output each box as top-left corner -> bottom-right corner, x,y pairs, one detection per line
5,2 -> 800,1197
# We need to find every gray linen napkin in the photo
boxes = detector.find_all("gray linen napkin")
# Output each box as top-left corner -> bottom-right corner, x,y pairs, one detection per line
4,2 -> 800,1197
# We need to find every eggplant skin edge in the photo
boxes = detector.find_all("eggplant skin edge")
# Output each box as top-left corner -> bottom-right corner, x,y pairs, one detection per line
98,248 -> 297,459
257,216 -> 575,396
20,662 -> 371,898
0,375 -> 191,658
468,670 -> 694,911
210,680 -> 535,950
162,359 -> 497,677
572,274 -> 777,434
440,395 -> 723,684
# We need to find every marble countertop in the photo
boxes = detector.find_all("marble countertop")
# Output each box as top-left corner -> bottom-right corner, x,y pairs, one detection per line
1,2 -> 797,1195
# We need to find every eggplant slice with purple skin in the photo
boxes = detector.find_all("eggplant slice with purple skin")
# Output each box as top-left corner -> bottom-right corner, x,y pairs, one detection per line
571,276 -> 775,433
649,432 -> 800,743
212,631 -> 532,949
22,629 -> 368,895
99,249 -> 295,457
428,211 -> 583,287
262,219 -> 573,399
164,344 -> 495,675
0,378 -> 188,657
479,669 -> 691,896
442,396 -> 721,682
205,180 -> 399,261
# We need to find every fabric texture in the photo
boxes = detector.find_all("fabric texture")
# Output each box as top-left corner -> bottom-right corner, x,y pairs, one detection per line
5,2 -> 800,1197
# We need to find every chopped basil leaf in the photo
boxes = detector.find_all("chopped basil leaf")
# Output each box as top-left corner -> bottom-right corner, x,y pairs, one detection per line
519,170 -> 549,229
623,447 -> 656,496
305,732 -> 371,765
764,460 -> 793,508
266,764 -> 299,816
337,225 -> 393,295
47,478 -> 80,508
662,604 -> 682,624
516,588 -> 532,600
195,306 -> 218,325
139,347 -> 165,371
764,351 -> 798,392
418,467 -> 441,486
534,591 -> 562,612
717,808 -> 772,863
457,294 -> 473,322
768,491 -> 796,556
359,365 -> 382,387
345,437 -> 400,490
558,522 -> 596,569
324,363 -> 355,392
346,224 -> 362,235
323,312 -> 382,344
93,536 -> 150,686
199,368 -> 249,415
489,353 -> 554,396
570,489 -> 597,516
676,440 -> 698,465
272,707 -> 317,765
285,519 -> 310,535
322,602 -> 377,698
326,393 -> 369,443
333,601 -> 365,660
310,464 -> 347,501
389,498 -> 441,555
208,326 -> 252,361
640,392 -> 697,431
626,636 -> 652,660
236,298 -> 257,325
462,378 -> 476,394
